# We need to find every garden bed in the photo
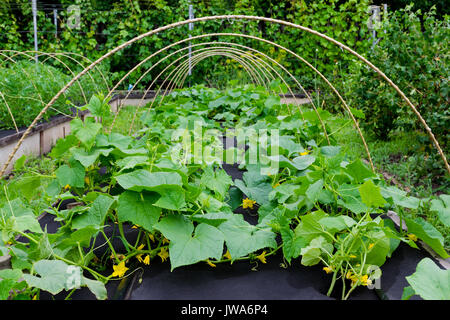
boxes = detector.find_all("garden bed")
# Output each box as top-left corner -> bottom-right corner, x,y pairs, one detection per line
0,86 -> 448,301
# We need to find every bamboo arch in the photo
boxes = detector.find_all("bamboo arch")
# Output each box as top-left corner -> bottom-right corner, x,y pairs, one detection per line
0,15 -> 447,176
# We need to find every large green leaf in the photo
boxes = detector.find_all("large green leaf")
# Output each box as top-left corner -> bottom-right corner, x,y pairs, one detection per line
218,214 -> 277,259
281,227 -> 307,264
358,180 -> 386,208
117,191 -> 161,231
23,259 -> 106,299
318,216 -> 356,233
405,217 -> 449,258
72,195 -> 115,229
72,148 -> 113,168
115,170 -> 183,191
405,258 -> 450,300
55,162 -> 85,188
234,167 -> 272,206
154,215 -> 224,270
115,170 -> 186,210
295,210 -> 332,243
70,118 -> 102,150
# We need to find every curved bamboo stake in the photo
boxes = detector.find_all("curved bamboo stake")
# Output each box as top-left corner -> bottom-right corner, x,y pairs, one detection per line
2,15 -> 447,176
0,91 -> 19,132
0,50 -> 110,94
122,47 -> 294,134
109,45 -> 271,132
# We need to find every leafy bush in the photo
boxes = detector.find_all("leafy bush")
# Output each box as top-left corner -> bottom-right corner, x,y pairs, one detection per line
346,6 -> 449,145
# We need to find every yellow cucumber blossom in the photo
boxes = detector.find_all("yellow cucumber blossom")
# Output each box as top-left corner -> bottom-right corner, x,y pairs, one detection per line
360,275 -> 372,286
349,254 -> 357,259
346,271 -> 353,279
299,150 -> 310,156
132,224 -> 141,229
368,243 -> 375,250
111,260 -> 128,278
273,182 -> 280,188
256,251 -> 267,264
148,233 -> 155,242
143,255 -> 150,265
242,198 -> 256,209
323,266 -> 333,274
162,237 -> 170,244
206,260 -> 216,268
136,244 -> 145,263
84,176 -> 90,185
223,250 -> 232,260
408,234 -> 418,242
64,184 -> 70,190
158,247 -> 169,262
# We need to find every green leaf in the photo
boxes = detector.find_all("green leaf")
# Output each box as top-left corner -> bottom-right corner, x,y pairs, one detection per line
22,260 -> 80,295
405,258 -> 450,300
72,195 -> 115,229
345,158 -> 375,183
55,162 -> 85,188
291,155 -> 316,170
300,236 -> 334,266
430,195 -> 450,227
380,186 -> 420,209
200,167 -> 233,200
0,279 -> 15,300
358,180 -> 386,208
337,184 -> 368,214
234,167 -> 272,206
82,277 -> 107,300
401,285 -> 416,300
295,210 -> 332,243
117,191 -> 161,232
154,215 -> 224,270
72,148 -> 113,168
115,169 -> 183,191
218,214 -> 277,259
70,118 -> 102,150
49,135 -> 78,159
281,227 -> 307,264
305,179 -> 324,203
0,269 -> 23,281
404,217 -> 449,259
13,155 -> 27,171
318,216 -> 356,233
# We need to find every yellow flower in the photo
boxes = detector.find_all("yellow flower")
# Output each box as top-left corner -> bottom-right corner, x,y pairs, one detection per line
32,295 -> 37,300
360,274 -> 372,286
273,182 -> 280,188
84,176 -> 90,185
137,244 -> 145,251
162,237 -> 170,244
299,150 -> 310,156
346,271 -> 353,279
64,184 -> 70,190
158,247 -> 169,262
256,251 -> 267,264
242,198 -> 256,209
323,266 -> 333,274
408,234 -> 418,242
223,250 -> 232,260
206,260 -> 216,268
368,243 -> 375,250
136,244 -> 145,263
143,255 -> 150,265
111,261 -> 128,278
132,224 -> 141,229
148,234 -> 155,242
349,254 -> 357,259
